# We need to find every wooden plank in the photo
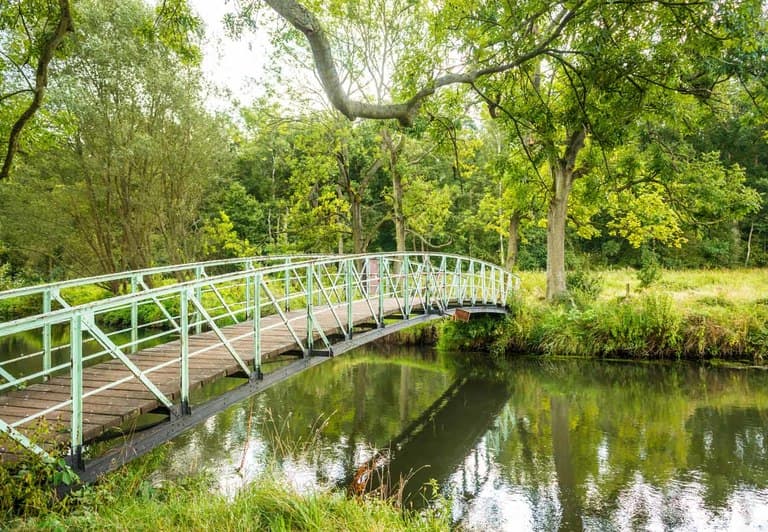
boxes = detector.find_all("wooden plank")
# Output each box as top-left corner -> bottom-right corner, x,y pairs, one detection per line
453,308 -> 471,322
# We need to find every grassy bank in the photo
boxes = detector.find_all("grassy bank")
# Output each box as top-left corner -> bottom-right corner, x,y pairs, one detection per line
4,447 -> 449,531
441,268 -> 768,362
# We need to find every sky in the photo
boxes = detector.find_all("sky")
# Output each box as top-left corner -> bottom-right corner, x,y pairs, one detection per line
188,0 -> 271,109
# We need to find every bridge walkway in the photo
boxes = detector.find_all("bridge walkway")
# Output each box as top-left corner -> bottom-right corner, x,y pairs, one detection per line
0,298 -> 404,449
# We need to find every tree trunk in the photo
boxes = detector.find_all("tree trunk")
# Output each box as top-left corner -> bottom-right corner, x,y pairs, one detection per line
745,221 -> 754,267
382,128 -> 407,252
546,173 -> 570,300
506,213 -> 520,270
545,127 -> 586,301
351,195 -> 365,254
392,170 -> 406,252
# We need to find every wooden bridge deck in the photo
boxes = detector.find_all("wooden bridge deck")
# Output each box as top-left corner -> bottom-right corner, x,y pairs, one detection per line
0,298 -> 404,452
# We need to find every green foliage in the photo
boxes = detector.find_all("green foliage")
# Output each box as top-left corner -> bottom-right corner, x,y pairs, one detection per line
0,424 -> 78,521
566,269 -> 604,305
488,269 -> 768,362
201,212 -> 258,260
0,0 -> 229,279
637,248 -> 663,288
437,317 -> 500,353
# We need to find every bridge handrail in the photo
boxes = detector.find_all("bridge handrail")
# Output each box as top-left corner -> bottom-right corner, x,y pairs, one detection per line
0,253 -> 517,334
0,254 -> 327,303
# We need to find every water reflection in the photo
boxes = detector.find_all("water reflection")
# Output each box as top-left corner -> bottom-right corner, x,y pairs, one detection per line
150,351 -> 768,530
154,347 -> 453,496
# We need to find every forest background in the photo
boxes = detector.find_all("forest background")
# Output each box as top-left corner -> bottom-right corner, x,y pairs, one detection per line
0,0 -> 766,303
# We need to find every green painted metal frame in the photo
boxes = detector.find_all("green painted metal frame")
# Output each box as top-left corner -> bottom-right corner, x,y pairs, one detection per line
0,253 -> 519,464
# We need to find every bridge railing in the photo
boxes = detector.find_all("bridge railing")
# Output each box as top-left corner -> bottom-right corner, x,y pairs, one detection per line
0,253 -> 518,463
0,255 -> 324,384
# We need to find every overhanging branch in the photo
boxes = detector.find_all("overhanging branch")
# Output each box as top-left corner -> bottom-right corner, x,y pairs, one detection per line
263,0 -> 582,126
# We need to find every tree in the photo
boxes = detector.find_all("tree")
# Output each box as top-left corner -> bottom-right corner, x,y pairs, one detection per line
0,0 -> 201,181
253,0 -> 767,299
0,0 -> 74,180
0,0 -> 226,279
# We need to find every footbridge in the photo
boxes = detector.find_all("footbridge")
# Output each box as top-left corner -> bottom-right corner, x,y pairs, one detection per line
0,253 -> 517,478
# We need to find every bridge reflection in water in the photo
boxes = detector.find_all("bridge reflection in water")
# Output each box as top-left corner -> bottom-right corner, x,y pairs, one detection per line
0,253 -> 516,478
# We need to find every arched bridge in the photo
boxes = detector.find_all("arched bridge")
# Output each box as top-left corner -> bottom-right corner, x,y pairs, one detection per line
0,253 -> 517,478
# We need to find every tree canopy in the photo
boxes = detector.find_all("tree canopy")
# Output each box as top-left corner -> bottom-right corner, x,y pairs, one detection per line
0,0 -> 765,296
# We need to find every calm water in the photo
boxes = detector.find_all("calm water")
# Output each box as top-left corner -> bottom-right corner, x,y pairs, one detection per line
148,347 -> 768,531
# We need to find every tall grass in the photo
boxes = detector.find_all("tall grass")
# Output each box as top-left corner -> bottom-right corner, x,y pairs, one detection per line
442,268 -> 768,362
6,412 -> 450,531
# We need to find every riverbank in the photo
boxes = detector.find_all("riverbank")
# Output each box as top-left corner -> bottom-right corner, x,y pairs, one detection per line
3,446 -> 449,531
441,268 -> 768,361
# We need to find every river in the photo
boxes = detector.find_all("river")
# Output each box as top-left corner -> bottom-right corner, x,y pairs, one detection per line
142,345 -> 768,531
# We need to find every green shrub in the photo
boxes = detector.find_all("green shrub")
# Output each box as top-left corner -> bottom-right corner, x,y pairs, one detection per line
637,249 -> 662,288
0,423 -> 78,521
567,269 -> 604,302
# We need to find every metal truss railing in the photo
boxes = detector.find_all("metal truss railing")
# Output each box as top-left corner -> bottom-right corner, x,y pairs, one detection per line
0,253 -> 519,463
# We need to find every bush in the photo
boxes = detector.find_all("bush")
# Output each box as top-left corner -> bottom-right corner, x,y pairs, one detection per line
566,269 -> 604,305
637,249 -> 662,288
0,423 -> 78,521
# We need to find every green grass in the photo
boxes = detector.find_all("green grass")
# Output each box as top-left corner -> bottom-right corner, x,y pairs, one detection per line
12,478 -> 447,531
447,268 -> 768,362
5,446 -> 450,531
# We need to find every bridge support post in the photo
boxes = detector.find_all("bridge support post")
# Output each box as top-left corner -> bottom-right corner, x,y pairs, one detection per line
470,261 -> 476,305
245,260 -> 253,320
490,267 -> 496,305
305,264 -> 313,356
441,256 -> 448,311
402,255 -> 410,319
284,258 -> 291,312
378,256 -> 384,327
70,312 -> 84,470
424,257 -> 431,315
346,260 -> 353,340
455,258 -> 463,305
130,275 -> 139,353
253,273 -> 263,379
180,290 -> 191,415
194,267 -> 203,335
42,289 -> 51,380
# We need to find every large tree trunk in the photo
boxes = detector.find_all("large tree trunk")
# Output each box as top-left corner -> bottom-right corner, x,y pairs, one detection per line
545,127 -> 586,301
546,171 -> 570,300
506,213 -> 520,270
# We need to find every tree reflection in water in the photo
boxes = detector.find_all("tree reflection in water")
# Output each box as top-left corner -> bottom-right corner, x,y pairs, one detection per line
150,349 -> 768,530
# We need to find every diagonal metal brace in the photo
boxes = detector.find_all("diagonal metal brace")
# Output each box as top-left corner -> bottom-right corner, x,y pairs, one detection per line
312,269 -> 347,337
0,364 -> 15,385
261,281 -> 306,353
199,271 -> 240,324
0,418 -> 54,462
137,278 -> 180,331
188,295 -> 251,377
83,314 -> 174,409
